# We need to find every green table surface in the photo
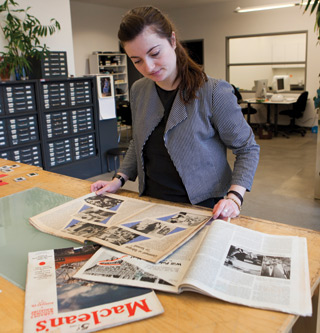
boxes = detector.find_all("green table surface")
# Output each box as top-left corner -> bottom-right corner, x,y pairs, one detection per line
0,187 -> 80,289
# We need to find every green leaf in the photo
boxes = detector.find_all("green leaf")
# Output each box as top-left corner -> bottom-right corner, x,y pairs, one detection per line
311,0 -> 319,13
304,0 -> 317,12
0,0 -> 61,68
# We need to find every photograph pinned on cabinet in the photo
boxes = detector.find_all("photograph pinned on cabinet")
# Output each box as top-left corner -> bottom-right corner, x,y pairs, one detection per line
97,75 -> 114,98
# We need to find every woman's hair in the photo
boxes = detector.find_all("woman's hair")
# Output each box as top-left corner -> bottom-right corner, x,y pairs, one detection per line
118,6 -> 207,104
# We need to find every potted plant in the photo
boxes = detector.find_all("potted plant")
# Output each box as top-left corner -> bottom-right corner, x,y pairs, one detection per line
0,55 -> 10,80
303,0 -> 320,41
0,0 -> 60,80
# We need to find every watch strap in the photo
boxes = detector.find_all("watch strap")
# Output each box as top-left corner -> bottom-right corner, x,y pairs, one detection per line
227,190 -> 243,205
113,174 -> 125,187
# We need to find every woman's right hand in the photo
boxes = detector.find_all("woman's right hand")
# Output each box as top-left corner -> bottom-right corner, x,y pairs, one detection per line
90,179 -> 122,195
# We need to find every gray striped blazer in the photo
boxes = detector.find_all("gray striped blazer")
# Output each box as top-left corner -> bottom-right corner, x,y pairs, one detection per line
118,76 -> 260,205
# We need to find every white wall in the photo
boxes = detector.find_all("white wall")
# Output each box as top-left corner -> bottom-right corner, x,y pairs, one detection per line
70,2 -> 126,75
168,0 -> 320,127
1,0 -> 319,122
70,0 -> 320,126
0,0 -> 75,76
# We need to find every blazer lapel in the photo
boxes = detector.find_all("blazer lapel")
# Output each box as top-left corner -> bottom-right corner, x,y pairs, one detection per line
134,82 -> 164,149
165,94 -> 188,133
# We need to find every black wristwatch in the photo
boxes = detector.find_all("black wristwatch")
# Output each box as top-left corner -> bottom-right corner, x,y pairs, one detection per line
112,174 -> 126,187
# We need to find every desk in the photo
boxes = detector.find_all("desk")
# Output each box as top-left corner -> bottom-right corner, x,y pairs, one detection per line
245,97 -> 297,137
1,159 -> 320,333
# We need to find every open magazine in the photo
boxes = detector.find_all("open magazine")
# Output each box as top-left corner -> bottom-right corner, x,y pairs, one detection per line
23,245 -> 163,333
29,192 -> 212,263
74,220 -> 312,317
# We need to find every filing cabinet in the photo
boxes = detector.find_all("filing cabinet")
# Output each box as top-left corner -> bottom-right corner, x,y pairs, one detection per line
0,119 -> 7,148
71,108 -> 94,133
38,77 -> 101,178
42,82 -> 68,109
4,84 -> 36,113
0,80 -> 42,167
69,80 -> 92,106
47,139 -> 72,167
7,115 -> 39,146
0,77 -> 103,179
11,144 -> 42,166
45,111 -> 70,138
28,51 -> 68,80
0,93 -> 4,115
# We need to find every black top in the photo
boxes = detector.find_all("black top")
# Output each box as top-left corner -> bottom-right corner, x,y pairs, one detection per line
143,84 -> 190,203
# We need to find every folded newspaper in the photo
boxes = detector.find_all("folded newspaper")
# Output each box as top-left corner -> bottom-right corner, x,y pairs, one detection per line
74,220 -> 312,316
23,245 -> 163,333
29,192 -> 212,263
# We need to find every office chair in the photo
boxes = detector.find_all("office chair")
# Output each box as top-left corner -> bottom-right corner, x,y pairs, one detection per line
106,101 -> 132,175
116,101 -> 132,142
279,91 -> 308,137
106,146 -> 128,175
231,84 -> 257,117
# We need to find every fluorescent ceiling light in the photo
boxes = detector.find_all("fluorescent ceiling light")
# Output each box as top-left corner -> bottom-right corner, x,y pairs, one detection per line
234,2 -> 313,13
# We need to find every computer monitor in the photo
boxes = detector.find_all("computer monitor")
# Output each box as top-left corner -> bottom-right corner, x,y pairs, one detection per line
254,79 -> 268,99
272,75 -> 290,92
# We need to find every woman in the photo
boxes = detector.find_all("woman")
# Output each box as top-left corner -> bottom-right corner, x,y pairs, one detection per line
91,6 -> 260,220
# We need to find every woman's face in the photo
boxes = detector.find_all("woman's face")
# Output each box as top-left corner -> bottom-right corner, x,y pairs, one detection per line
124,26 -> 178,89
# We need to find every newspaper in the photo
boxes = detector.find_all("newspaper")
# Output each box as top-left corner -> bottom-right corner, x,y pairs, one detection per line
74,220 -> 312,316
29,192 -> 212,263
23,245 -> 163,333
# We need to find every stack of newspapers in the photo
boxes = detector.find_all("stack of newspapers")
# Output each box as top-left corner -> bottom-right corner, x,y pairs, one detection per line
24,193 -> 312,332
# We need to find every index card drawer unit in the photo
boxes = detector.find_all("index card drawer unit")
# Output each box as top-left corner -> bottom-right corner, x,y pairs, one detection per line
0,80 -> 42,167
45,111 -> 70,139
38,77 -> 102,179
4,84 -> 36,114
42,52 -> 68,79
0,93 -> 3,115
47,139 -> 72,167
10,144 -> 42,166
42,82 -> 68,109
0,119 -> 8,148
71,108 -> 94,134
69,80 -> 92,106
0,77 -> 103,179
7,115 -> 39,146
28,51 -> 68,80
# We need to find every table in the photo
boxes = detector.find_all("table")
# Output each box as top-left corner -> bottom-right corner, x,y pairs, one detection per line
1,158 -> 320,333
245,97 -> 297,137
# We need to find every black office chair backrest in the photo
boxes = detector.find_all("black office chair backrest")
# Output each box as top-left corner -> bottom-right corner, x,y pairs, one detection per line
117,101 -> 132,125
231,84 -> 242,103
293,91 -> 308,118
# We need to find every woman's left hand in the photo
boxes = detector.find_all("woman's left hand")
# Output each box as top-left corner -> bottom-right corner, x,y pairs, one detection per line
212,198 -> 240,220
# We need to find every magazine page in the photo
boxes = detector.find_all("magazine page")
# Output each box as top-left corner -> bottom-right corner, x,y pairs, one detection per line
29,193 -> 153,233
23,245 -> 164,333
29,192 -> 212,263
74,226 -> 209,293
180,219 -> 312,316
